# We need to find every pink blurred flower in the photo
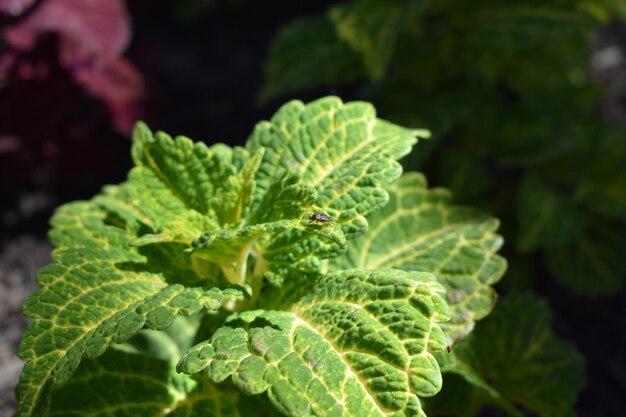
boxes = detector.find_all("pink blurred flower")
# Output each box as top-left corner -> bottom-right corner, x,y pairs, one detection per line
0,0 -> 36,16
1,0 -> 145,135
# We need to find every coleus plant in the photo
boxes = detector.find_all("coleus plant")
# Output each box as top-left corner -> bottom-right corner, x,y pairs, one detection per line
16,97 -> 582,417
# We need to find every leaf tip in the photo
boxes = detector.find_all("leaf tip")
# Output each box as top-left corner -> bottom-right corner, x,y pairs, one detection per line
413,128 -> 431,139
131,121 -> 153,144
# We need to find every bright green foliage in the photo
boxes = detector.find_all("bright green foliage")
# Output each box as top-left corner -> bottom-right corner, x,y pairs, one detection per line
247,97 -> 424,239
191,170 -> 346,285
261,0 -> 626,296
179,269 -> 450,417
18,95 -> 578,417
17,201 -> 243,417
428,293 -> 584,417
246,96 -> 426,283
330,173 -> 506,342
19,97 -> 468,417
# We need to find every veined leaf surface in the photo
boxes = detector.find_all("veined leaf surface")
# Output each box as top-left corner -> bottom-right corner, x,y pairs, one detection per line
245,97 -> 426,283
130,123 -> 243,225
16,203 -> 243,417
17,98 -> 429,416
179,269 -> 450,417
330,173 -> 506,342
192,169 -> 346,285
248,96 -> 426,240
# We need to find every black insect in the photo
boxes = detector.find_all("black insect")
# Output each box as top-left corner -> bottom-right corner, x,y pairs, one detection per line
308,212 -> 333,224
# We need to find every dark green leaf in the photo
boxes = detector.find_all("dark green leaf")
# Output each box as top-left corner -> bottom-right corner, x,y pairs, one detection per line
443,292 -> 585,417
516,175 -> 585,252
260,16 -> 364,102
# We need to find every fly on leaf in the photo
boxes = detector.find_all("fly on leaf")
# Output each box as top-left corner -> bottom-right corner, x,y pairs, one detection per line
308,212 -> 333,225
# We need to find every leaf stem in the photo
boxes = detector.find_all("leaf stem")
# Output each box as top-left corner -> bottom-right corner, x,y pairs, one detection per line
222,234 -> 260,286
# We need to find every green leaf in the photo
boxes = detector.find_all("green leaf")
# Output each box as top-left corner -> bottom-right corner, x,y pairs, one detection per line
246,96 -> 426,283
330,173 -> 506,342
432,147 -> 494,201
576,140 -> 626,222
442,292 -> 585,417
131,122 -> 241,225
423,370 -> 525,417
329,0 -> 405,80
546,216 -> 625,294
95,123 -> 250,247
49,348 -> 281,417
192,169 -> 347,285
260,16 -> 364,102
248,96 -> 425,240
16,202 -> 243,417
108,121 -> 348,287
179,269 -> 450,417
457,6 -> 591,85
516,174 -> 585,252
49,349 -> 194,416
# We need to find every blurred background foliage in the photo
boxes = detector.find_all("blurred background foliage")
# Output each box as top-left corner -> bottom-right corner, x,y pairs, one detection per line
261,0 -> 626,297
1,1 -> 626,416
259,3 -> 626,414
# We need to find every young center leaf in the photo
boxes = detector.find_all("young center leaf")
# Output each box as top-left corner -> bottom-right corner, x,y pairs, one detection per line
330,173 -> 506,342
194,96 -> 425,285
179,269 -> 450,417
191,169 -> 346,286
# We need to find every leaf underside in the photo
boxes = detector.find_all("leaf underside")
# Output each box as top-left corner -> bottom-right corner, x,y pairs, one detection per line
48,345 -> 284,417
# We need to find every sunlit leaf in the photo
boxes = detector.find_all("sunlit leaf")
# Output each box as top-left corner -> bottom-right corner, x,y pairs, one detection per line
330,173 -> 506,342
179,269 -> 450,417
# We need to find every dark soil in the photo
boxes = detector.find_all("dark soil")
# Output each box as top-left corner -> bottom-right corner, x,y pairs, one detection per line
0,236 -> 50,416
